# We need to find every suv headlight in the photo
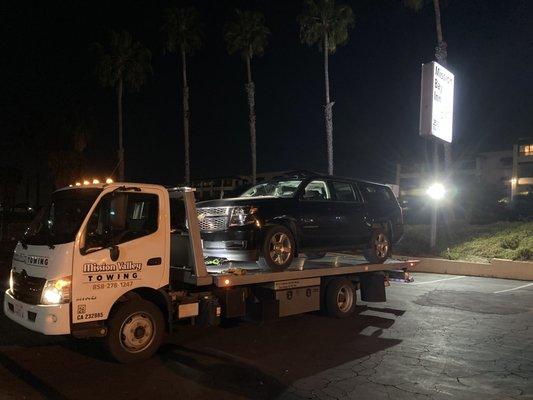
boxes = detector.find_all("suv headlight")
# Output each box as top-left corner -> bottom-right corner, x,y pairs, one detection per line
229,206 -> 259,227
41,276 -> 71,305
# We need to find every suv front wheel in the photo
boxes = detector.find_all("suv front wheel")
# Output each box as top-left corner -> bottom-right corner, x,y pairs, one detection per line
363,228 -> 391,264
258,225 -> 295,271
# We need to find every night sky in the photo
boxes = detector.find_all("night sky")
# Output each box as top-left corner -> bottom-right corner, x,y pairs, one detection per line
2,0 -> 533,188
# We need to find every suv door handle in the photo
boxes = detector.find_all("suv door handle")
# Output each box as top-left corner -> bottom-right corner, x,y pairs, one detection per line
147,257 -> 162,266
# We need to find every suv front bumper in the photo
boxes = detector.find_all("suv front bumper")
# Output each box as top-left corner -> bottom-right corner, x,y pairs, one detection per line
4,289 -> 70,335
201,227 -> 260,262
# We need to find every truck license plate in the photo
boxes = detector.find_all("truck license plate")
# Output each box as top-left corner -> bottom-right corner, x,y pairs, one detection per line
14,303 -> 24,318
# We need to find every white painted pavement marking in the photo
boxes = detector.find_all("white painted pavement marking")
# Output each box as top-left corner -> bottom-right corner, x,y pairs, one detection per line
494,282 -> 533,294
411,276 -> 466,285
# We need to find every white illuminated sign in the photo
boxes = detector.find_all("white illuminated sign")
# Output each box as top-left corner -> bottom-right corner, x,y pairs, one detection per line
419,61 -> 454,143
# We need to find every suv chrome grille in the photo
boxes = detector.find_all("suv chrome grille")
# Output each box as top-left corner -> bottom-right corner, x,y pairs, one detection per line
197,207 -> 230,232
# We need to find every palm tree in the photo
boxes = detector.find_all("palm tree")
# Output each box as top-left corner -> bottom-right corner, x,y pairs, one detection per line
162,7 -> 202,185
403,0 -> 451,172
299,0 -> 354,175
95,30 -> 152,181
224,10 -> 270,185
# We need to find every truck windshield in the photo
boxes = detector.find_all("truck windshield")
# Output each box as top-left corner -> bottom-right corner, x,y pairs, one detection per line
240,180 -> 302,198
23,188 -> 102,246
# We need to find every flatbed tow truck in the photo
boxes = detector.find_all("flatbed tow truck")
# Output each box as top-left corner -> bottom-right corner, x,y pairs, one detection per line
4,183 -> 417,363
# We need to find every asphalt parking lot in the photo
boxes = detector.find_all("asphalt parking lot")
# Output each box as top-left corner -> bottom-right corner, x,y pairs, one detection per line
0,272 -> 532,400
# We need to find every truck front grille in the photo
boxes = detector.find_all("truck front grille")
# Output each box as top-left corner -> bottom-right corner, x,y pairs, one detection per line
11,270 -> 46,305
197,207 -> 230,232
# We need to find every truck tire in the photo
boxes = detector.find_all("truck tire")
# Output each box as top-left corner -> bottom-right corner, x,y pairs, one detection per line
325,278 -> 356,318
105,299 -> 165,363
363,228 -> 391,264
258,225 -> 295,271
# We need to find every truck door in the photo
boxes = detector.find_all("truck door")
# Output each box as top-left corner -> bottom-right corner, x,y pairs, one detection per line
71,187 -> 168,324
330,181 -> 371,245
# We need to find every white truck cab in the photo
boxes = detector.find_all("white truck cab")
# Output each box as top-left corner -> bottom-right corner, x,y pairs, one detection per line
4,182 -> 417,363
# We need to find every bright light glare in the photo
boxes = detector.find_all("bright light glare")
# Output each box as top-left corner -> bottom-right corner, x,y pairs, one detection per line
426,183 -> 446,200
83,180 -> 90,186
92,179 -> 100,184
75,182 -> 81,187
9,271 -> 14,293
42,288 -> 62,304
105,178 -> 113,184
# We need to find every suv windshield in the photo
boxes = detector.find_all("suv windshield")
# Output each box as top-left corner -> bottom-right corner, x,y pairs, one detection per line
23,188 -> 102,246
241,180 -> 302,198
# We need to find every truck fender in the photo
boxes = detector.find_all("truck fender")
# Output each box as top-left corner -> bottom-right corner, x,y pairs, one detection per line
110,287 -> 171,332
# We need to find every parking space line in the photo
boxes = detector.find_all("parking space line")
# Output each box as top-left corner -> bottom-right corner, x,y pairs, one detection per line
494,283 -> 533,294
412,276 -> 466,285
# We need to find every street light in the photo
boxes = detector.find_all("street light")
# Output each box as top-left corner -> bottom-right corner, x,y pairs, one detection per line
426,182 -> 446,250
426,182 -> 446,200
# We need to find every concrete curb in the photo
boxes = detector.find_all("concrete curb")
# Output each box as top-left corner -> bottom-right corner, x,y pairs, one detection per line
399,256 -> 533,281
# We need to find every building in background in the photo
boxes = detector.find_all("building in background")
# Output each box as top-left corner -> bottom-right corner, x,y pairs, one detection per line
511,138 -> 533,199
398,149 -> 513,200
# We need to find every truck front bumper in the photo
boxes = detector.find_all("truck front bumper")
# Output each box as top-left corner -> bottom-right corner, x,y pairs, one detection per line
3,290 -> 70,335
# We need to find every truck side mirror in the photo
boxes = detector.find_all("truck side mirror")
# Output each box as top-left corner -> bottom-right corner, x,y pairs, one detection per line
109,245 -> 120,261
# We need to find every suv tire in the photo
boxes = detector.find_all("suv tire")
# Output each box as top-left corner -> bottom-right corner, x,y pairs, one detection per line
258,225 -> 295,271
364,228 -> 391,264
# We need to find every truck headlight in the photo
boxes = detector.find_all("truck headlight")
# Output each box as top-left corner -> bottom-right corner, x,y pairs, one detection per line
229,206 -> 258,227
41,276 -> 71,305
9,270 -> 14,293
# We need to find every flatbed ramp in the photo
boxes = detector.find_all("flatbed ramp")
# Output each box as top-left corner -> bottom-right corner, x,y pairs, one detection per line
207,254 -> 418,287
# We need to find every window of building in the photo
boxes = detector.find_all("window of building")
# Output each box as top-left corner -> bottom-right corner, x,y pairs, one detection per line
500,157 -> 513,166
518,163 -> 533,178
519,144 -> 533,157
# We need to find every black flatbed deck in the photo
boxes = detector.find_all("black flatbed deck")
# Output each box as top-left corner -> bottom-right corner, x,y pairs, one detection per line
206,254 -> 418,287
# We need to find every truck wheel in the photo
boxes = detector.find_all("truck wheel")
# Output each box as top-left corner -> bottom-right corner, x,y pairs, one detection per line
258,225 -> 295,271
325,278 -> 356,318
105,299 -> 165,363
363,229 -> 391,264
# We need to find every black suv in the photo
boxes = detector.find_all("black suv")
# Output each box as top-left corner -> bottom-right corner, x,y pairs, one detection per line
196,172 -> 403,270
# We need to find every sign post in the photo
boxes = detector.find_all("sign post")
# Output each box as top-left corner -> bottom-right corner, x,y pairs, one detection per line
419,61 -> 454,250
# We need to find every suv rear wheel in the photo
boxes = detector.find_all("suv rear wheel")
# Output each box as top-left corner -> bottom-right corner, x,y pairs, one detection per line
258,225 -> 295,271
363,228 -> 391,264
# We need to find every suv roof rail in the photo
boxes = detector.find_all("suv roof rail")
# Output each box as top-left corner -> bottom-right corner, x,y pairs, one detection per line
281,170 -> 324,179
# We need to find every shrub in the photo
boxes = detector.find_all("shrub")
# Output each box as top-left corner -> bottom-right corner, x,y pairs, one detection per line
514,248 -> 533,261
501,235 -> 520,250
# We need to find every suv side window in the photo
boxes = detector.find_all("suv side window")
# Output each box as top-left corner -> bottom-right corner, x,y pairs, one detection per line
358,183 -> 394,204
332,181 -> 360,202
84,192 -> 158,250
301,180 -> 331,201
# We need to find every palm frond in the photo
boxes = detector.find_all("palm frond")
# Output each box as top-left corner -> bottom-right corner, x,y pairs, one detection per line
224,10 -> 270,59
162,6 -> 203,55
95,30 -> 152,92
298,0 -> 354,54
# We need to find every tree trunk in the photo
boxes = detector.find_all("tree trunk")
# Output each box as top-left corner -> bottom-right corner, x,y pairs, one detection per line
323,33 -> 334,175
245,54 -> 257,185
182,50 -> 191,185
117,78 -> 125,181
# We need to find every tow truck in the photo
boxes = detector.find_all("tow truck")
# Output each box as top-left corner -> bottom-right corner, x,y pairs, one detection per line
4,183 -> 417,363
